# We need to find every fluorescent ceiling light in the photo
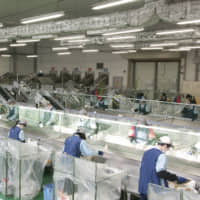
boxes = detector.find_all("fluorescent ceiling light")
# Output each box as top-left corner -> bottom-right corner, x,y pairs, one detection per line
0,39 -> 9,43
156,29 -> 194,35
10,43 -> 27,47
179,46 -> 200,49
87,28 -> 116,35
150,43 -> 178,47
17,39 -> 40,43
167,48 -> 191,52
82,49 -> 99,53
1,54 -> 11,57
32,34 -> 54,39
92,0 -> 139,10
103,28 -> 144,36
110,44 -> 134,48
52,47 -> 69,51
57,52 -> 71,55
128,50 -> 136,53
21,11 -> 64,24
67,45 -> 84,49
68,39 -> 90,43
112,51 -> 128,54
106,35 -> 136,41
141,47 -> 163,50
0,48 -> 8,51
196,40 -> 200,43
177,19 -> 200,25
0,23 -> 3,28
55,35 -> 85,41
26,55 -> 38,58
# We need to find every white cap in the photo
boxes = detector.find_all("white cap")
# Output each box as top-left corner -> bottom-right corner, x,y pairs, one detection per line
158,136 -> 173,146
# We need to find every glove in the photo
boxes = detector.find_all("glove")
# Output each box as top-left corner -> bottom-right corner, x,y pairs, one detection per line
177,176 -> 187,184
39,123 -> 44,128
98,151 -> 104,156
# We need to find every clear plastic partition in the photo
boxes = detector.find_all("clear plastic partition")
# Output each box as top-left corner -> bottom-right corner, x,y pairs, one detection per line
148,183 -> 180,200
0,139 -> 50,200
54,153 -> 123,200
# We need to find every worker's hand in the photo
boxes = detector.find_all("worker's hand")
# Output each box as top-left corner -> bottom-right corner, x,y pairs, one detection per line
134,109 -> 138,112
177,176 -> 188,184
98,151 -> 104,156
39,123 -> 44,128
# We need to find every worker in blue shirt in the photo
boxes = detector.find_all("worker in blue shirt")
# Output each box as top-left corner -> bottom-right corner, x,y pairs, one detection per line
8,120 -> 27,142
6,99 -> 19,121
63,128 -> 103,158
138,136 -> 188,200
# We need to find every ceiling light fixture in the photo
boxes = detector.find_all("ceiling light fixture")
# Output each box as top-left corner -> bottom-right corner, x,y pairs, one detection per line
21,11 -> 64,24
179,46 -> 200,49
167,48 -> 191,52
156,29 -> 194,35
141,47 -> 163,50
0,48 -> 8,51
57,52 -> 71,55
1,54 -> 11,57
196,40 -> 200,43
26,55 -> 38,58
10,43 -> 27,47
87,28 -> 117,35
106,35 -> 136,41
68,39 -> 90,43
52,47 -> 69,51
150,43 -> 178,47
32,34 -> 55,39
92,0 -> 139,10
17,39 -> 40,43
67,45 -> 84,49
55,35 -> 85,41
103,28 -> 144,36
128,50 -> 136,53
0,23 -> 3,28
0,39 -> 9,43
177,19 -> 200,25
110,44 -> 134,48
82,49 -> 99,53
112,51 -> 128,54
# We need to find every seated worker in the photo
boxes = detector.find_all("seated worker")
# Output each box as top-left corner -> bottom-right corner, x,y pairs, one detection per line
8,120 -> 27,142
139,136 -> 188,200
63,128 -> 103,158
182,97 -> 198,121
39,102 -> 55,127
135,100 -> 150,115
6,99 -> 19,121
174,95 -> 181,103
128,120 -> 155,144
95,97 -> 108,110
160,93 -> 170,102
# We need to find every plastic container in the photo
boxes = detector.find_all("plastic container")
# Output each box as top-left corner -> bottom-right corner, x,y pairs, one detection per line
43,183 -> 53,200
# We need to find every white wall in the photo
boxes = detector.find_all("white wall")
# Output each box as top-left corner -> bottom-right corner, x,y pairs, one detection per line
38,52 -> 128,89
0,57 -> 11,75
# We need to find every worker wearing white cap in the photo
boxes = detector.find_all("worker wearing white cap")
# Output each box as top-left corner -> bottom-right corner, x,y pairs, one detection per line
138,136 -> 188,200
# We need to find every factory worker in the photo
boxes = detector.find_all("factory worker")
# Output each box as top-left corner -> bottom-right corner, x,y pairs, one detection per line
8,120 -> 27,142
128,120 -> 155,144
135,99 -> 150,115
39,102 -> 55,127
63,128 -> 103,158
182,97 -> 198,121
160,93 -> 170,102
6,99 -> 19,121
138,136 -> 188,200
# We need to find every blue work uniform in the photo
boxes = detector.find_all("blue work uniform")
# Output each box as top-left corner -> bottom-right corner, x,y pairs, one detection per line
8,126 -> 25,142
138,148 -> 168,200
63,135 -> 98,158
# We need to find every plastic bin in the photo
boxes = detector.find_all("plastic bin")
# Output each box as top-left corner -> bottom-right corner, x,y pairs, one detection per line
43,183 -> 53,200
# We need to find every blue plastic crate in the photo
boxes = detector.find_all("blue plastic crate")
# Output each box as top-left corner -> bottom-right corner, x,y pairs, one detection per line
43,183 -> 53,200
